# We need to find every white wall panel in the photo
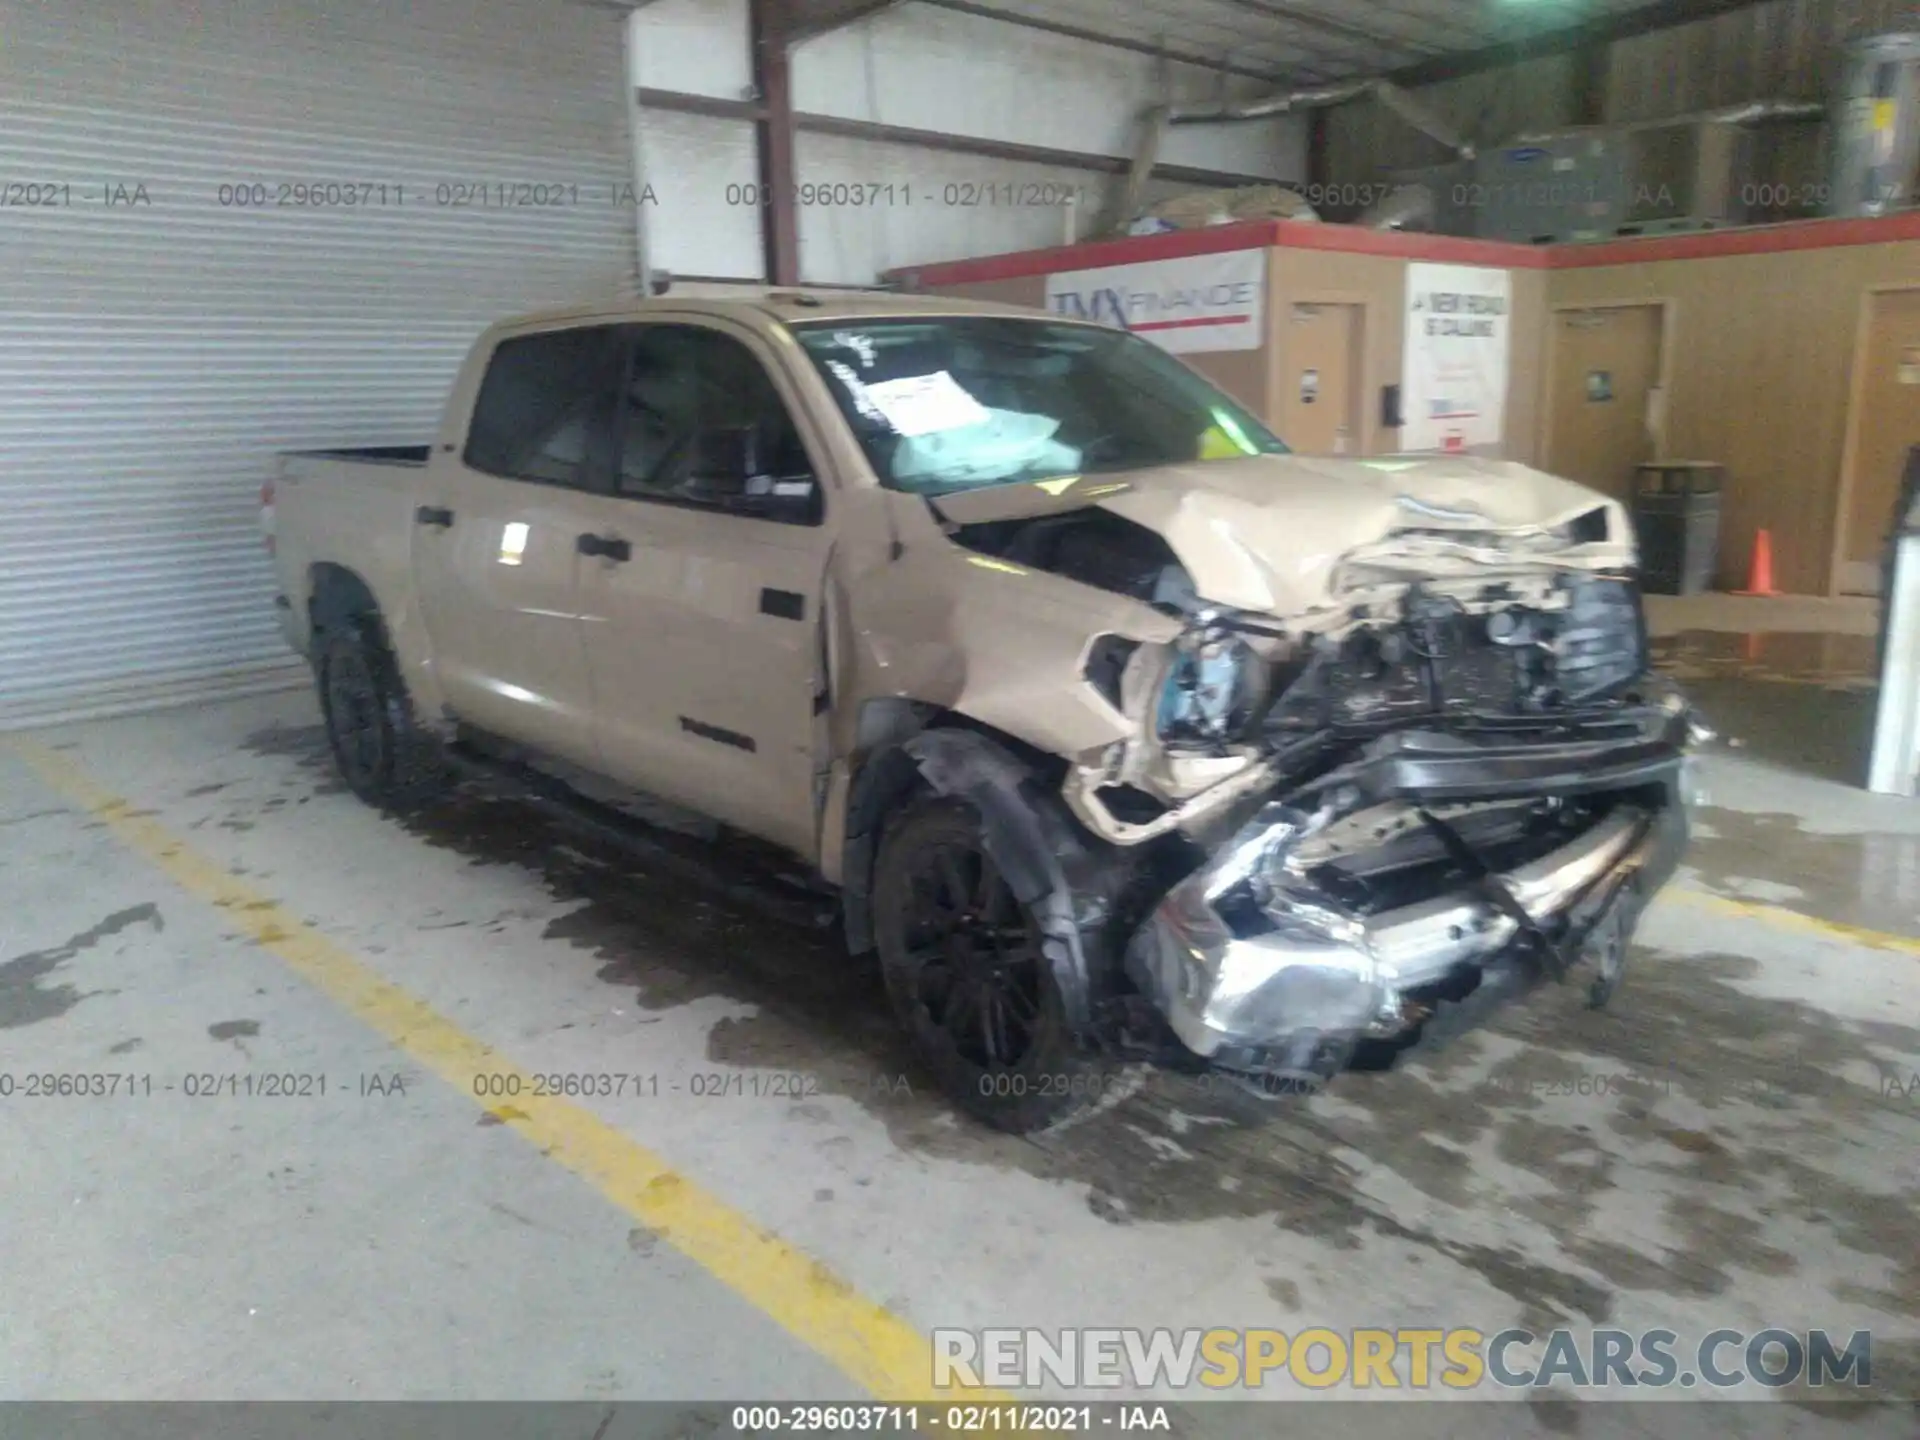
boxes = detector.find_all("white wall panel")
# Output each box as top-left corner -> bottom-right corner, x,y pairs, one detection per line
793,5 -> 1305,180
0,0 -> 637,727
795,138 -> 1207,284
629,1 -> 1308,290
630,0 -> 753,99
796,134 -> 1089,284
633,109 -> 766,279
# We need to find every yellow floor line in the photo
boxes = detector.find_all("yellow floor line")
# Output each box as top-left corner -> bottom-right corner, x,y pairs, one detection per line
1657,884 -> 1920,957
9,737 -> 998,1404
18,732 -> 1911,1403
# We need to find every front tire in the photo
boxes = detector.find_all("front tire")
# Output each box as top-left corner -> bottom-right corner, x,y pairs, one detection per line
316,621 -> 451,810
873,796 -> 1107,1132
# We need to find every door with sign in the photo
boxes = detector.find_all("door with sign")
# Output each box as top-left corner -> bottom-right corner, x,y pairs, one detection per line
1545,305 -> 1664,505
1280,302 -> 1361,455
1838,287 -> 1920,595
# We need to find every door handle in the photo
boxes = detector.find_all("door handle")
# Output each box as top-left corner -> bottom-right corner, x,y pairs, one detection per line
576,532 -> 631,562
415,505 -> 454,528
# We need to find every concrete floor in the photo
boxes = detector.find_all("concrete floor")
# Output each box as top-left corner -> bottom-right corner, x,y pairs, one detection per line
3,610 -> 1916,1434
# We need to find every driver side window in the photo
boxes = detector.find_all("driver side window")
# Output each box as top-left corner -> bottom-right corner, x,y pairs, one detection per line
613,325 -> 816,519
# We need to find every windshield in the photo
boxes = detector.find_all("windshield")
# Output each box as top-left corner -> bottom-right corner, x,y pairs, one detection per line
789,316 -> 1288,496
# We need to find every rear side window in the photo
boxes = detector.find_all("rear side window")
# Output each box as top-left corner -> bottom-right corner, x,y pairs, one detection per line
464,326 -> 621,486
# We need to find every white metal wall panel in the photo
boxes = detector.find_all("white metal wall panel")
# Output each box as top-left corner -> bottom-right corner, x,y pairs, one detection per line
795,134 -> 1193,285
629,3 -> 763,280
631,0 -> 753,99
793,5 -> 1307,180
632,109 -> 767,280
0,0 -> 637,728
787,3 -> 1304,282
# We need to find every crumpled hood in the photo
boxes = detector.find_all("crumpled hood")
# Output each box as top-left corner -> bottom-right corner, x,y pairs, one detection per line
929,452 -> 1633,615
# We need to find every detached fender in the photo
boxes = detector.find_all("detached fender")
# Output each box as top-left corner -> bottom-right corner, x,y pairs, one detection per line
900,728 -> 1123,1043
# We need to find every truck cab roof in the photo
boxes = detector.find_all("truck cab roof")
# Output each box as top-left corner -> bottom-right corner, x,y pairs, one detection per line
486,290 -> 1052,336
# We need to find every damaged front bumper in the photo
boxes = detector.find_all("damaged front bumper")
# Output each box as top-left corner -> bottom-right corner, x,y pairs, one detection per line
1122,716 -> 1694,1088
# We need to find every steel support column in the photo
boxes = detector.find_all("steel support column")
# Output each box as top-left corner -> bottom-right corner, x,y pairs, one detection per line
750,0 -> 801,286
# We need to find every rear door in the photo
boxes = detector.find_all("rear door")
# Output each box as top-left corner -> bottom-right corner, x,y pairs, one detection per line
569,319 -> 832,858
1279,301 -> 1362,455
412,324 -> 622,767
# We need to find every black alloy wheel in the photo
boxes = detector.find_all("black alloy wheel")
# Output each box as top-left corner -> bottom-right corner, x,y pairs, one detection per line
874,797 -> 1106,1131
899,836 -> 1045,1071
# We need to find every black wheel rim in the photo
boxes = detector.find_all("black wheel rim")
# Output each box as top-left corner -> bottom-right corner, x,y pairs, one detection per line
900,840 -> 1045,1071
325,650 -> 384,786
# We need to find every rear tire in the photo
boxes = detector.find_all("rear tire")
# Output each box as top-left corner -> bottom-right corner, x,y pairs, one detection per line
873,796 -> 1108,1133
316,621 -> 452,810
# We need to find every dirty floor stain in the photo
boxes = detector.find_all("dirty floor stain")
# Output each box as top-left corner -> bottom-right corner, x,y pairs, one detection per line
222,668 -> 1918,1397
244,751 -> 1920,1362
0,904 -> 162,1028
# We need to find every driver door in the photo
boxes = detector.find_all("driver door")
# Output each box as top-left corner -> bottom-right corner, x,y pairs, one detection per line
568,320 -> 831,858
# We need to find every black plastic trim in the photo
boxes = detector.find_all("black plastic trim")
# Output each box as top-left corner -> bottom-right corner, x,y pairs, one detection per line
760,587 -> 806,620
1363,736 -> 1685,802
679,716 -> 756,753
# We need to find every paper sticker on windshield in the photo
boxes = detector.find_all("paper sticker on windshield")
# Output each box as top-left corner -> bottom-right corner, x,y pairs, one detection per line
862,371 -> 990,437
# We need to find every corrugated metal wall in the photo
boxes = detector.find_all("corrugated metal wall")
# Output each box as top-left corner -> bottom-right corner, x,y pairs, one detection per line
629,0 -> 1306,285
790,4 -> 1304,284
1324,54 -> 1581,186
0,0 -> 638,729
1605,0 -> 1916,119
1326,0 -> 1920,191
791,3 -> 1303,177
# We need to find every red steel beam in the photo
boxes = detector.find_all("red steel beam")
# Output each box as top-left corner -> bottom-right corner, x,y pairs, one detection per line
750,0 -> 802,286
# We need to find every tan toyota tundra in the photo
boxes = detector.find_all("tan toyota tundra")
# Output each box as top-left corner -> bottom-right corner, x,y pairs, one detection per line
265,291 -> 1696,1131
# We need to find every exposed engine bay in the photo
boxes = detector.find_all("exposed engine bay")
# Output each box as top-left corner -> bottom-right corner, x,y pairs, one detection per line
939,496 -> 1695,1093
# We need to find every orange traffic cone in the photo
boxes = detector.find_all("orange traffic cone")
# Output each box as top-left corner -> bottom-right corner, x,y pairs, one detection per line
1734,528 -> 1780,597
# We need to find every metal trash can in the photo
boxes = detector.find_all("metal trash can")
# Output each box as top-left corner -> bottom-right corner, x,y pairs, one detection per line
1633,461 -> 1723,596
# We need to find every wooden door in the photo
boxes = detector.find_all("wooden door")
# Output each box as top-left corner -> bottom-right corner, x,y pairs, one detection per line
1279,302 -> 1360,455
1838,288 -> 1920,595
1545,305 -> 1665,503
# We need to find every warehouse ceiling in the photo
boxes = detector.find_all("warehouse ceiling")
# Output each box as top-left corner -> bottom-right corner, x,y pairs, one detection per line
782,0 -> 1773,84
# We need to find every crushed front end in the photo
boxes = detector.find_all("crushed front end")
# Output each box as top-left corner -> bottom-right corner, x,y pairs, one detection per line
1080,565 -> 1696,1094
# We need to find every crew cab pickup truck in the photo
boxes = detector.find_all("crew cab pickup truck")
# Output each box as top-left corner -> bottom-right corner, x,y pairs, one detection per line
266,292 -> 1695,1131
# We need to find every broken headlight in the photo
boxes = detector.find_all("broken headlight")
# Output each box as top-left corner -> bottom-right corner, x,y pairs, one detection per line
1156,626 -> 1265,748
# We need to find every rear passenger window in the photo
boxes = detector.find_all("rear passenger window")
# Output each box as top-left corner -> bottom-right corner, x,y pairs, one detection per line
464,327 -> 621,486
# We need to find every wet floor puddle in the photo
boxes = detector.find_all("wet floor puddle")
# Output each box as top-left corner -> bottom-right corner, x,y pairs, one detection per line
235,722 -> 1920,1389
1651,630 -> 1882,785
1649,630 -> 1877,688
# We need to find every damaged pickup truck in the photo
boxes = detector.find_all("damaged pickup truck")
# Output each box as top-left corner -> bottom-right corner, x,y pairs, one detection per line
265,293 -> 1695,1131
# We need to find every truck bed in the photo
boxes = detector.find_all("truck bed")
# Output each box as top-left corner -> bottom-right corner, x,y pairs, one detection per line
270,447 -> 431,660
281,445 -> 431,466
